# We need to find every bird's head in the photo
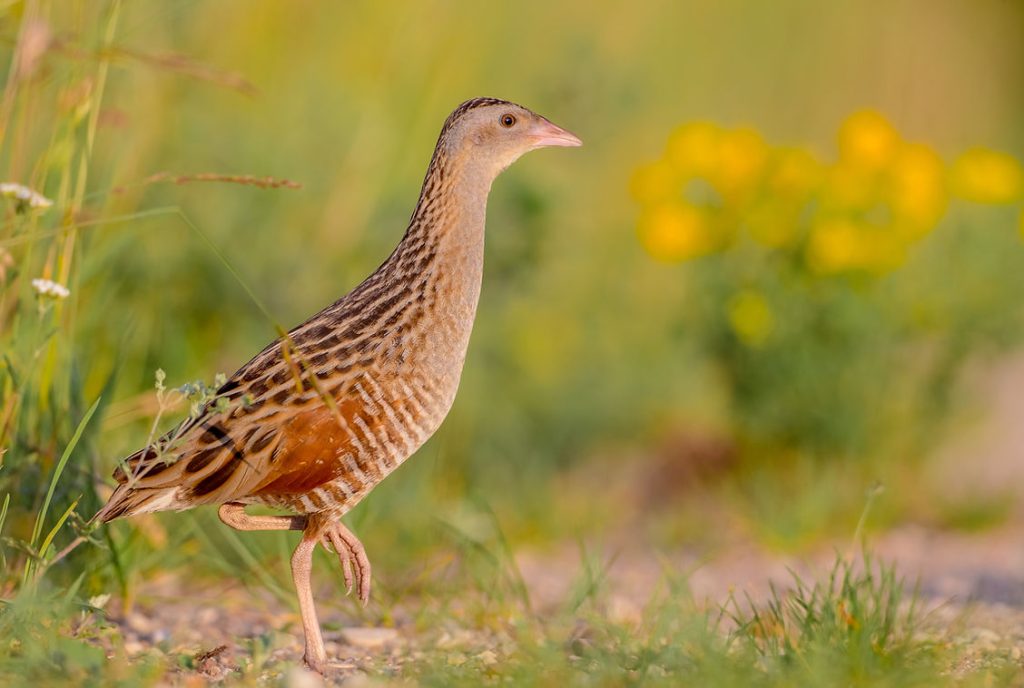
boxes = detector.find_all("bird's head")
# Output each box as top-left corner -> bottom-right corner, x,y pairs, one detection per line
438,98 -> 581,177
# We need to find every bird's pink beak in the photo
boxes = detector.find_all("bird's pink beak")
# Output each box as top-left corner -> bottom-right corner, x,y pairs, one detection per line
528,118 -> 583,148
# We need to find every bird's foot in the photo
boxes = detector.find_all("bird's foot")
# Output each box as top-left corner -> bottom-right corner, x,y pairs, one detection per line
303,650 -> 326,675
320,521 -> 371,605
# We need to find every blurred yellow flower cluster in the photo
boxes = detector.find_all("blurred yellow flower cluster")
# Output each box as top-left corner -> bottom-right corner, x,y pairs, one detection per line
727,289 -> 775,347
632,111 -> 1024,272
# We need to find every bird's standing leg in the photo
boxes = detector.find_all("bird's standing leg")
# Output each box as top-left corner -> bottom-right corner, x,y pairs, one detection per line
292,515 -> 330,673
217,503 -> 328,673
321,520 -> 372,605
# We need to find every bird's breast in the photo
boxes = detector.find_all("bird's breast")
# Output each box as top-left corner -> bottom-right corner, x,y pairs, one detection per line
247,214 -> 486,515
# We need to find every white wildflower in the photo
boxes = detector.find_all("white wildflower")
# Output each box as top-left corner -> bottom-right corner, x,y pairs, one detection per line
31,277 -> 70,299
88,593 -> 111,610
0,182 -> 53,210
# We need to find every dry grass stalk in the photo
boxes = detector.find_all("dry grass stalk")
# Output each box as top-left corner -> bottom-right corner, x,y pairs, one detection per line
139,172 -> 302,190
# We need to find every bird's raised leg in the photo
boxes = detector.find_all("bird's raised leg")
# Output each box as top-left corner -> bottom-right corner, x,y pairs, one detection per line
321,521 -> 372,605
217,502 -> 307,531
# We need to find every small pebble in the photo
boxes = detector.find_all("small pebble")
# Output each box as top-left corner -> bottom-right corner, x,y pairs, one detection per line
285,665 -> 325,688
197,608 -> 219,625
607,595 -> 642,626
126,613 -> 155,635
123,640 -> 145,656
339,627 -> 399,650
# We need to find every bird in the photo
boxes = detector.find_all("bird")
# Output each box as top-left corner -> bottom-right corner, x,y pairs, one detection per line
92,97 -> 581,673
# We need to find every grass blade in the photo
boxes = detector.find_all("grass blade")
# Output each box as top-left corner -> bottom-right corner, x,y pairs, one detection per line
23,396 -> 101,583
37,498 -> 79,566
0,493 -> 9,536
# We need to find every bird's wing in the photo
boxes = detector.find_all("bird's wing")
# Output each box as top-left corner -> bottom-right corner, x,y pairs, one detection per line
97,326 -> 398,520
95,282 -> 406,522
107,336 -> 292,491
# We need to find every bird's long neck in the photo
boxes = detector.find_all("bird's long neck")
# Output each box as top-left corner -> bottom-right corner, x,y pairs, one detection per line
333,141 -> 496,384
394,145 -> 494,323
408,146 -> 491,263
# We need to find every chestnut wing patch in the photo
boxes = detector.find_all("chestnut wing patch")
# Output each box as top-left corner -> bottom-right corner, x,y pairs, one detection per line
249,396 -> 384,498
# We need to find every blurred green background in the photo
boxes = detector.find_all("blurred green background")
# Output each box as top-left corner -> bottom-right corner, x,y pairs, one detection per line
2,1 -> 1024,681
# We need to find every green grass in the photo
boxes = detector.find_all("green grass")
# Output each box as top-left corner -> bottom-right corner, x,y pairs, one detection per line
400,559 -> 959,688
3,544 -> 1019,686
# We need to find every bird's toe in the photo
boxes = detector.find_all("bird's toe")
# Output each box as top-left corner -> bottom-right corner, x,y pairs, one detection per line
322,529 -> 355,593
323,522 -> 372,604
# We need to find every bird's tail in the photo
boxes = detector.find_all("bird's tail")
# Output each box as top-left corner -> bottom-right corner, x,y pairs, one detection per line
47,482 -> 150,567
90,483 -> 181,524
49,452 -> 182,566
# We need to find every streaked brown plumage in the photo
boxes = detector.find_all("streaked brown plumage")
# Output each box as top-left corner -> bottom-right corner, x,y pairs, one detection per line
93,97 -> 581,672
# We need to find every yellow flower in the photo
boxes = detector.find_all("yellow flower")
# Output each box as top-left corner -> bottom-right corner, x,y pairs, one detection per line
666,122 -> 720,177
629,159 -> 679,205
808,219 -> 909,273
637,203 -> 714,262
807,218 -> 869,273
739,149 -> 823,248
838,110 -> 900,170
713,127 -> 768,201
950,147 -> 1024,204
888,143 -> 947,234
727,289 -> 775,347
769,147 -> 823,197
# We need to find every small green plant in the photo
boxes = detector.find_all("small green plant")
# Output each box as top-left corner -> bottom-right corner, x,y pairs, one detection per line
727,556 -> 927,682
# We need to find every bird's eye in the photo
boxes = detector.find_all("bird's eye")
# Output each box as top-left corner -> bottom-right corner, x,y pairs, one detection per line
500,114 -> 516,128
